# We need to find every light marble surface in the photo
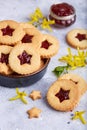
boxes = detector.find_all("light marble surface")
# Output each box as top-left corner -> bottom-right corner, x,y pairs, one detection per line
0,0 -> 87,130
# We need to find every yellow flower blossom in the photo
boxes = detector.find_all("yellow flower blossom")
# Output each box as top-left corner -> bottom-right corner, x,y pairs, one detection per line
41,18 -> 55,31
72,111 -> 87,124
28,7 -> 55,30
29,8 -> 44,23
34,8 -> 44,19
9,88 -> 28,104
59,48 -> 87,69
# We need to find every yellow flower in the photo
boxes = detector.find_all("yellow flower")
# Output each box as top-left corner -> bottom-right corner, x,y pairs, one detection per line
29,8 -> 44,24
34,8 -> 44,19
59,48 -> 87,69
72,111 -> 87,124
41,18 -> 55,31
9,88 -> 28,104
28,7 -> 55,30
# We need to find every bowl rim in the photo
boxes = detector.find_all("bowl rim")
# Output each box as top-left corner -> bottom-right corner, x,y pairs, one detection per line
0,58 -> 50,78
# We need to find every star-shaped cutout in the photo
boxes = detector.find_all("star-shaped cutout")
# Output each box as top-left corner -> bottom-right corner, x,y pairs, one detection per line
17,50 -> 32,65
55,88 -> 70,102
21,34 -> 33,43
29,90 -> 42,100
9,88 -> 28,104
75,33 -> 87,41
72,111 -> 87,124
0,53 -> 9,64
41,40 -> 52,49
1,25 -> 15,36
27,107 -> 42,118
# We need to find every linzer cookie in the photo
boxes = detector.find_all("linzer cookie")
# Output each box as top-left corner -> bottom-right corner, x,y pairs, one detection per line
0,45 -> 13,75
66,29 -> 87,49
58,73 -> 87,96
9,44 -> 40,75
0,20 -> 25,45
37,34 -> 59,58
18,27 -> 43,47
47,79 -> 80,111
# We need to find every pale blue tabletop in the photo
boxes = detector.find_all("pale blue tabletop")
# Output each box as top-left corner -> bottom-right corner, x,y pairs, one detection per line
0,0 -> 87,130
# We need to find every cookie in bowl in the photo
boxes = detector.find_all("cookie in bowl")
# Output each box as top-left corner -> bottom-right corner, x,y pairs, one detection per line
0,20 -> 25,45
0,58 -> 50,87
0,45 -> 13,75
9,44 -> 41,75
37,34 -> 59,58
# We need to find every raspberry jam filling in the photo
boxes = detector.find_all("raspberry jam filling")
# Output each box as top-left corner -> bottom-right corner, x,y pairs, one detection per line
1,26 -> 14,36
55,88 -> 70,102
0,53 -> 9,64
75,33 -> 87,41
49,3 -> 76,27
22,34 -> 33,43
41,40 -> 52,49
18,50 -> 32,65
51,3 -> 75,16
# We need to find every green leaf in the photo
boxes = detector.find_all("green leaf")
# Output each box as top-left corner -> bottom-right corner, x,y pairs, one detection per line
53,65 -> 70,77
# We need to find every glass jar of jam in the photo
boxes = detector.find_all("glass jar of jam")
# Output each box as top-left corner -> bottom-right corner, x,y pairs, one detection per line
49,3 -> 76,28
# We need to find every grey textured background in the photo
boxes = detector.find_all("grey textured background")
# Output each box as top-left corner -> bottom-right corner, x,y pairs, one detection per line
0,0 -> 87,130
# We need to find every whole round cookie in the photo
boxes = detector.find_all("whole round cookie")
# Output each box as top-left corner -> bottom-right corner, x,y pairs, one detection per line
18,27 -> 43,48
37,34 -> 59,58
0,20 -> 25,45
0,45 -> 13,75
9,44 -> 40,75
58,73 -> 87,96
66,29 -> 87,49
47,79 -> 80,111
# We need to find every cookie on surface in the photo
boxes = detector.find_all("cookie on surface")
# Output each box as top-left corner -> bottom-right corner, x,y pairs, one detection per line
27,107 -> 42,118
66,29 -> 87,49
37,34 -> 59,58
9,44 -> 41,75
47,79 -> 80,111
0,45 -> 13,75
58,73 -> 87,96
0,20 -> 25,45
29,90 -> 42,100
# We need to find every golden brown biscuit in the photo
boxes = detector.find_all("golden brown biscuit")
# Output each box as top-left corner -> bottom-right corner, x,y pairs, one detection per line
58,73 -> 87,96
20,22 -> 38,30
27,107 -> 42,118
0,45 -> 13,75
0,20 -> 25,45
66,29 -> 87,49
9,44 -> 41,75
37,34 -> 59,58
47,79 -> 80,111
29,90 -> 42,100
17,27 -> 43,48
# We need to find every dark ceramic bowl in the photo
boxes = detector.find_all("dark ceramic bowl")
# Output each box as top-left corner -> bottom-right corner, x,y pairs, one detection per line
0,58 -> 50,88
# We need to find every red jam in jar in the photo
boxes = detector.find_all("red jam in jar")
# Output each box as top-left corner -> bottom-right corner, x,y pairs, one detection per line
49,3 -> 76,28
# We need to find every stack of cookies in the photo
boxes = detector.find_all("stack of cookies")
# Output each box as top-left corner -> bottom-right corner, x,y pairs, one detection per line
0,20 -> 59,75
47,73 -> 87,111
